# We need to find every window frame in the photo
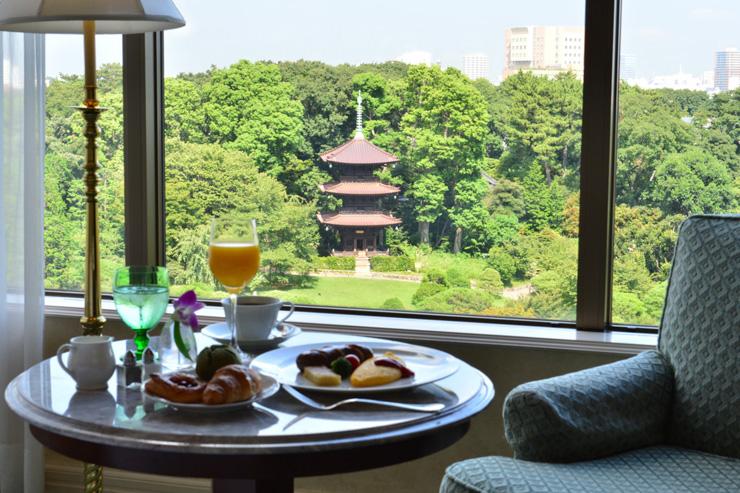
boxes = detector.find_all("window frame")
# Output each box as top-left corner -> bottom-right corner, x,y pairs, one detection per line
97,0 -> 643,333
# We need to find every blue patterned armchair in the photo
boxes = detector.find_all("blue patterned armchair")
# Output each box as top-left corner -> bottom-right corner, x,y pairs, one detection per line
441,215 -> 740,492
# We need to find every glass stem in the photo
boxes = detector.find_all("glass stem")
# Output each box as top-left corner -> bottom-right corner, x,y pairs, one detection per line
229,292 -> 241,357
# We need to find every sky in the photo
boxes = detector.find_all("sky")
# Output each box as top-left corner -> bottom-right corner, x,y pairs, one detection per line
45,0 -> 739,81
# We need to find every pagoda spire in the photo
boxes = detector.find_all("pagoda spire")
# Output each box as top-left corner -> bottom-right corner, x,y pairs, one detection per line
354,90 -> 364,140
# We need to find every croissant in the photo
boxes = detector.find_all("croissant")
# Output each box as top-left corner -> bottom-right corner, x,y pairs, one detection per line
202,364 -> 262,405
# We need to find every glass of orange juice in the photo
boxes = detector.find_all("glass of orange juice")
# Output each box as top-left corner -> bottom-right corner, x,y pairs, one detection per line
209,217 -> 260,360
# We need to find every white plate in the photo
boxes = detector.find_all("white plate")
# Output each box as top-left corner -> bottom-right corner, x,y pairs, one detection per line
144,373 -> 279,412
251,341 -> 461,393
201,322 -> 301,351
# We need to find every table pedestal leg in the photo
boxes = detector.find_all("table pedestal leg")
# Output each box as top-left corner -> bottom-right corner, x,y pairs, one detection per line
212,478 -> 293,493
83,463 -> 103,493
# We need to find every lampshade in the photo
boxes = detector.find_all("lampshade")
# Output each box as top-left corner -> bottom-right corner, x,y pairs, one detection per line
0,0 -> 185,34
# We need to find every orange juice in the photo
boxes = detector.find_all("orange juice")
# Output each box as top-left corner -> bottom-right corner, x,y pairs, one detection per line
208,243 -> 260,292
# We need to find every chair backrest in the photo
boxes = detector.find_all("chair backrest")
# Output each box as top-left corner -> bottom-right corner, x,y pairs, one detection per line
658,214 -> 739,458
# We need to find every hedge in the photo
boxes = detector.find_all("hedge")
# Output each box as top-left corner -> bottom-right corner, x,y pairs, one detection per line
370,255 -> 414,272
313,256 -> 355,271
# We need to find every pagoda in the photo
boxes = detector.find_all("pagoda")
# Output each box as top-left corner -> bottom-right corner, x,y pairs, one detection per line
318,93 -> 401,255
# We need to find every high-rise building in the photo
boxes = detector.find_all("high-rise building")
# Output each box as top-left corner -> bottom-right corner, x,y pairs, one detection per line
504,26 -> 585,80
620,54 -> 637,81
462,53 -> 489,80
714,48 -> 740,92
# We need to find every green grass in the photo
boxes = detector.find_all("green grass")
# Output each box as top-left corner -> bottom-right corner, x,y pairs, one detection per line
259,276 -> 419,310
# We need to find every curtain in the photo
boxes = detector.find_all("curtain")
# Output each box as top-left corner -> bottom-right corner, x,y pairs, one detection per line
0,32 -> 45,493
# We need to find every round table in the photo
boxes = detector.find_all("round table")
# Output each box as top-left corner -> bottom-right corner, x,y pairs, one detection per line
5,332 -> 494,493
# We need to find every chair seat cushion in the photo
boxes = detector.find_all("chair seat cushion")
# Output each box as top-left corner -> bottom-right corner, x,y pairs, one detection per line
440,446 -> 740,493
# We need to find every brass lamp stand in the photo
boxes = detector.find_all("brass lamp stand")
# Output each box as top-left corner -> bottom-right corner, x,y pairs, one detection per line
80,20 -> 106,337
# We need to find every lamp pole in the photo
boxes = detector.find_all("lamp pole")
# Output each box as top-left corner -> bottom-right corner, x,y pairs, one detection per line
80,19 -> 106,492
79,20 -> 106,337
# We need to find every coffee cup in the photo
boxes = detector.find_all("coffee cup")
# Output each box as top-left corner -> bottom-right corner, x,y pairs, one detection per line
222,296 -> 295,341
56,336 -> 116,391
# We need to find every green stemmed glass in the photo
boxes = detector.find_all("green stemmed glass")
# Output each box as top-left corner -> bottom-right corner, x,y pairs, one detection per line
113,266 -> 170,360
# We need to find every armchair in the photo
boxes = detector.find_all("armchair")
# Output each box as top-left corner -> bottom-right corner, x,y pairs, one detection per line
441,215 -> 740,492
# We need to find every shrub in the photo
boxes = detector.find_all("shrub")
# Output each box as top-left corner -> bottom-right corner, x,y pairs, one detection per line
313,256 -> 355,271
423,268 -> 449,286
370,255 -> 414,272
446,268 -> 470,288
487,246 -> 517,286
381,297 -> 405,310
477,268 -> 503,293
418,288 -> 495,314
412,282 -> 446,306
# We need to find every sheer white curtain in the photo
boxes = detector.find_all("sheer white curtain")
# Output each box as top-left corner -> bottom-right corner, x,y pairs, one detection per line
0,32 -> 45,493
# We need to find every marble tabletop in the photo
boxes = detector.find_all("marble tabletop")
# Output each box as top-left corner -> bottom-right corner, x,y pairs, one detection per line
5,331 -> 494,456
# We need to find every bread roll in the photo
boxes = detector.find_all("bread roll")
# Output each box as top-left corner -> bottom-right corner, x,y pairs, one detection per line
202,365 -> 262,405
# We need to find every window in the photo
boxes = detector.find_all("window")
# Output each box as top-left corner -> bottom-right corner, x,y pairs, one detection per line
613,0 -> 739,326
44,35 -> 124,292
162,1 -> 585,321
47,0 -> 726,333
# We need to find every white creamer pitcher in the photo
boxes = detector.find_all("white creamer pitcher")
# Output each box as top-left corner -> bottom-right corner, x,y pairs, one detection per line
56,335 -> 116,390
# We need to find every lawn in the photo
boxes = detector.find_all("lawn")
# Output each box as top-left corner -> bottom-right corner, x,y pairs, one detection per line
260,276 -> 419,310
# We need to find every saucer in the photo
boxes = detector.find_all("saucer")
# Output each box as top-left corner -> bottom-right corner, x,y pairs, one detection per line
201,322 -> 301,351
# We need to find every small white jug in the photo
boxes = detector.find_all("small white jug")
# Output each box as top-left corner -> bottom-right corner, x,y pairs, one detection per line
56,336 -> 116,390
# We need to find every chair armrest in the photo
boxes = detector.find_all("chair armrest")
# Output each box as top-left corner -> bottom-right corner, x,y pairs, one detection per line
504,350 -> 673,463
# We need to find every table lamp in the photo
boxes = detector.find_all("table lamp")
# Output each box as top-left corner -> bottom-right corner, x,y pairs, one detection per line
0,1 -> 185,337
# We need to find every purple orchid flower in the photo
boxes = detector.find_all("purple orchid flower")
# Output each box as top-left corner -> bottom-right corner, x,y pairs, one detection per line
172,290 -> 205,329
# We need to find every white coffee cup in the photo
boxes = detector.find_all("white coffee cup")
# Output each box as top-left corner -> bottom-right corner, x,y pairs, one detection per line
56,336 -> 116,391
222,296 -> 295,341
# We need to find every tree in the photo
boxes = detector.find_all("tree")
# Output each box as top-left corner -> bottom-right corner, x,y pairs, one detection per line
522,162 -> 565,231
651,147 -> 736,215
484,178 -> 525,217
396,65 -> 489,250
164,139 -> 319,288
164,77 -> 208,143
498,72 -> 582,185
616,86 -> 695,206
613,205 -> 682,274
278,60 -> 353,156
203,61 -> 305,175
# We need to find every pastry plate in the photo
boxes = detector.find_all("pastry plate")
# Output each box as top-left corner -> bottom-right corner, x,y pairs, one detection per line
251,342 -> 461,393
144,373 -> 279,412
201,322 -> 301,351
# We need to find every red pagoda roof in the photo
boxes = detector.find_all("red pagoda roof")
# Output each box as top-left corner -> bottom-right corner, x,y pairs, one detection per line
319,181 -> 400,196
317,211 -> 402,227
319,136 -> 399,165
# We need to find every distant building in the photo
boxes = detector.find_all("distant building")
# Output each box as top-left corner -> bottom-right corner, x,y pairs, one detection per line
462,53 -> 489,80
714,48 -> 740,92
647,70 -> 713,91
504,26 -> 584,80
620,54 -> 637,81
396,50 -> 433,66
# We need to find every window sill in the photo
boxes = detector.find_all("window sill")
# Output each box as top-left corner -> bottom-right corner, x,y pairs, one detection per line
45,295 -> 656,355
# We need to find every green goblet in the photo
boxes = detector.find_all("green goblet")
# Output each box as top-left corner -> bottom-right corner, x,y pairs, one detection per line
112,266 -> 169,359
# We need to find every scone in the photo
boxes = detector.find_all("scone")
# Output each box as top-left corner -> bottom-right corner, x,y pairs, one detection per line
350,353 -> 404,387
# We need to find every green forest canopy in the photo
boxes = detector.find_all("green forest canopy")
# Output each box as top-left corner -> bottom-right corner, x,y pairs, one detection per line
44,61 -> 739,325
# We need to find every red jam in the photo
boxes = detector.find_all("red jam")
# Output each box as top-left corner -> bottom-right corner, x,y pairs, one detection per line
345,354 -> 361,370
374,358 -> 415,378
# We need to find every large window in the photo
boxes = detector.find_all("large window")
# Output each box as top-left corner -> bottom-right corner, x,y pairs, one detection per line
44,35 -> 125,291
44,0 -> 735,332
613,1 -> 739,326
162,0 -> 585,321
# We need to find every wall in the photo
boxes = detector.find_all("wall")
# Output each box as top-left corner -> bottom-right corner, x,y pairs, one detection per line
43,315 -> 627,493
